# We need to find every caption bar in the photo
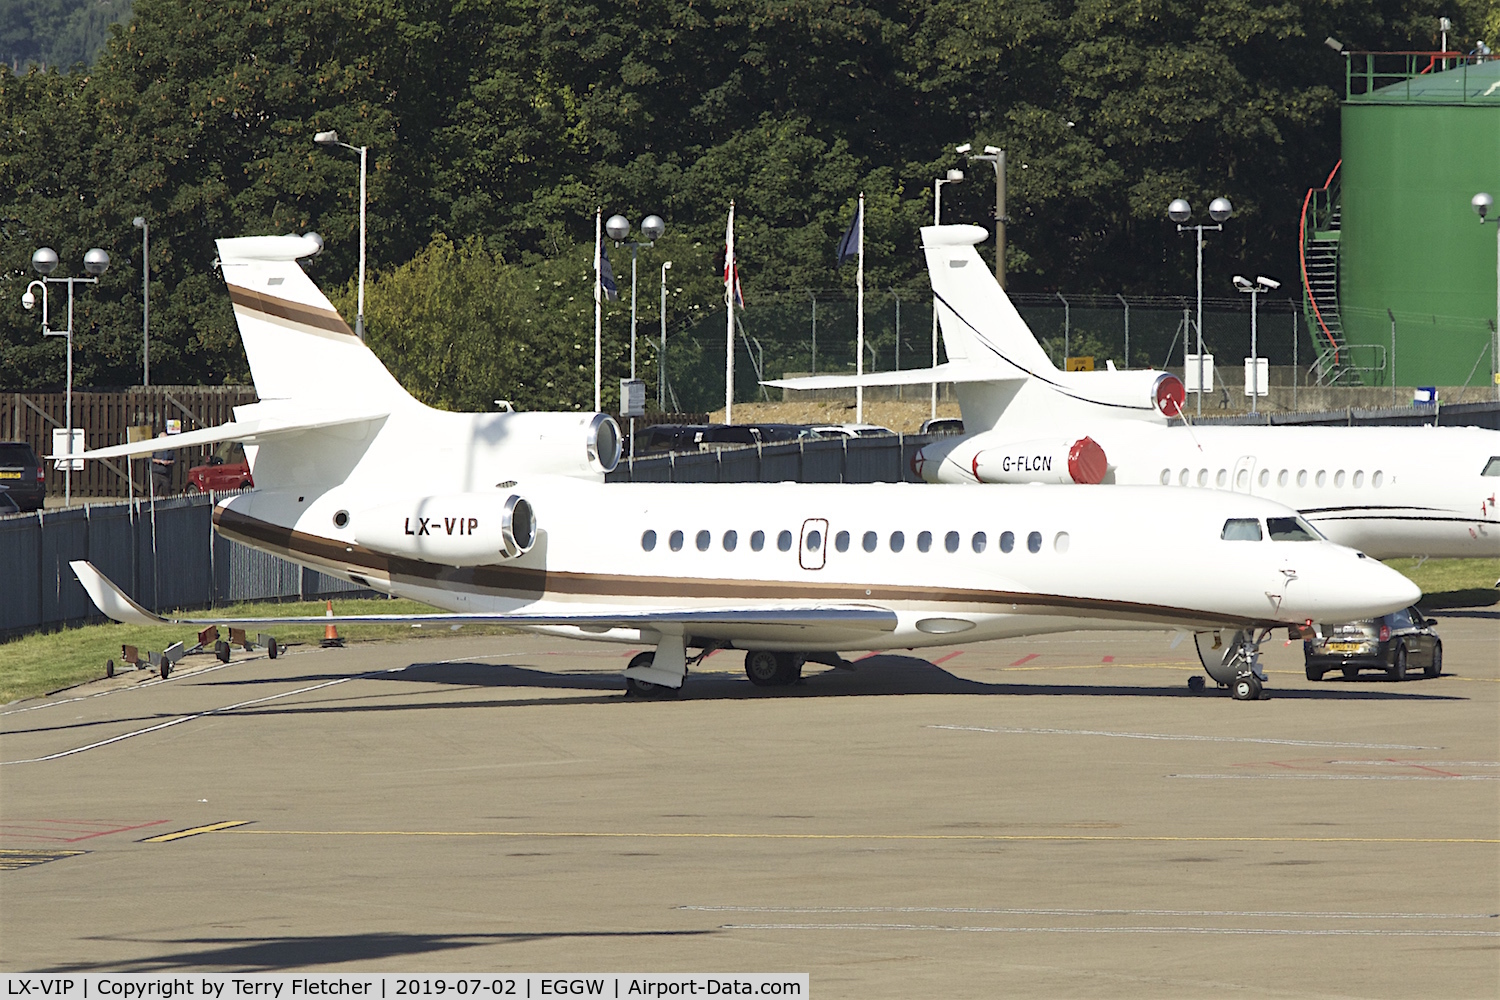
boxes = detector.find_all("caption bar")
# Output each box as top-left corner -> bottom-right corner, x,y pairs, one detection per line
3,976 -> 808,1000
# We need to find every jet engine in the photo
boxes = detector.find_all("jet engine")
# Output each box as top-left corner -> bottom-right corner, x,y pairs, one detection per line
354,491 -> 536,565
968,436 -> 1108,485
478,411 -> 621,479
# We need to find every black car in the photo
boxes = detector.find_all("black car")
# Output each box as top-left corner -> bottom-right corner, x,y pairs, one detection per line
0,441 -> 45,511
1304,605 -> 1442,681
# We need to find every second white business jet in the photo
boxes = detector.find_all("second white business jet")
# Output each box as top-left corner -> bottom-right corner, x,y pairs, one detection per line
769,225 -> 1500,560
68,233 -> 1417,701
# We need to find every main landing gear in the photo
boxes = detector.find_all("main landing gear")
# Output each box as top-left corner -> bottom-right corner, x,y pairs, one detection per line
1193,629 -> 1270,701
743,651 -> 804,687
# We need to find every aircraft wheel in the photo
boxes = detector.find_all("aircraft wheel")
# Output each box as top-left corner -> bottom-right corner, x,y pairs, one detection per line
1425,642 -> 1442,678
1187,675 -> 1205,693
1231,674 -> 1262,701
1305,665 -> 1325,682
776,652 -> 805,685
1388,644 -> 1407,681
625,652 -> 679,698
745,650 -> 783,686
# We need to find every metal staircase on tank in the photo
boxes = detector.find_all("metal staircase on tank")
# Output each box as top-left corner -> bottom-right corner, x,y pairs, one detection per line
1301,162 -> 1360,386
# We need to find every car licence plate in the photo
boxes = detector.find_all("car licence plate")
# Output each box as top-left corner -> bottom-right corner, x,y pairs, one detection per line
0,470 -> 20,479
1327,642 -> 1363,653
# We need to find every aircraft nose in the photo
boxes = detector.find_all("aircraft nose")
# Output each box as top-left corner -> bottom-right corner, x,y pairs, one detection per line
1285,551 -> 1421,623
1342,554 -> 1421,619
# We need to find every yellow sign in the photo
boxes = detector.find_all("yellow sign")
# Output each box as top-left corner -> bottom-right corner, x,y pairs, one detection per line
1065,356 -> 1095,372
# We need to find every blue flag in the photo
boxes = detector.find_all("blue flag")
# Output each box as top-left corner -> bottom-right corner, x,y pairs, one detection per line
600,244 -> 620,301
836,201 -> 862,266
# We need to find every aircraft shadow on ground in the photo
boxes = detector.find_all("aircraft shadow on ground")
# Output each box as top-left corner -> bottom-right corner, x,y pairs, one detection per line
51,929 -> 711,972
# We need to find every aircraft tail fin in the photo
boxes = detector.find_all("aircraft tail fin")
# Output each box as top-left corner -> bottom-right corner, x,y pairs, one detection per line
216,235 -> 411,407
921,225 -> 1058,378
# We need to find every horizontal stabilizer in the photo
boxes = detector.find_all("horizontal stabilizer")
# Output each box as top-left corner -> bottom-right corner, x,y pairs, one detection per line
765,365 -> 1021,391
70,562 -> 898,632
59,410 -> 388,462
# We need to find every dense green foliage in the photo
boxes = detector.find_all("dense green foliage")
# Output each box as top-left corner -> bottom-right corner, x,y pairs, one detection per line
1,0 -> 1492,408
1,0 -> 133,72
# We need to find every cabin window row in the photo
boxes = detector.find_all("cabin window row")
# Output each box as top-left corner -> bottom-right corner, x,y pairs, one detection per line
639,528 -> 1069,555
1160,467 -> 1385,490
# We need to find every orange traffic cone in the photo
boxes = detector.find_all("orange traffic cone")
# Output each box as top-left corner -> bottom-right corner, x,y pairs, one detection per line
321,600 -> 345,648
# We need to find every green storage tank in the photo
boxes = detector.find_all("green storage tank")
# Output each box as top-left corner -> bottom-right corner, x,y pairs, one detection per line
1327,57 -> 1500,388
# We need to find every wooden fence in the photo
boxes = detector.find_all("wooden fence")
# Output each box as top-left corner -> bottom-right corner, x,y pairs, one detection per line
0,387 -> 259,497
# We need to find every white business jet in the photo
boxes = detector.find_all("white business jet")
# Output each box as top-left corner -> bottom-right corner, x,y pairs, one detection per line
66,233 -> 1417,701
768,225 -> 1500,560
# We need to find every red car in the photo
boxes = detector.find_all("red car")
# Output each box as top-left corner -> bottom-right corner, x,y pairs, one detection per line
186,443 -> 254,493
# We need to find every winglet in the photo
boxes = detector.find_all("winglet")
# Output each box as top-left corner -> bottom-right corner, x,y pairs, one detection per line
70,561 -> 168,626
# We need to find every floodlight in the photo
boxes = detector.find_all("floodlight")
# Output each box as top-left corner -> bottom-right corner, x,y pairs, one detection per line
605,215 -> 631,241
640,215 -> 665,241
1168,199 -> 1191,223
1472,192 -> 1493,220
83,248 -> 110,276
1324,37 -> 1344,52
1209,197 -> 1233,222
955,143 -> 972,154
314,130 -> 340,144
32,247 -> 58,275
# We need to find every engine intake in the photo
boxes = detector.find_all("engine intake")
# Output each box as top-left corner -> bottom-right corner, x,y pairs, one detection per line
355,492 -> 537,566
969,436 -> 1108,485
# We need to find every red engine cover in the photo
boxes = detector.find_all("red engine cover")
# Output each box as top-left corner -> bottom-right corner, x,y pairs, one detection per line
1066,436 -> 1107,485
1154,373 -> 1186,416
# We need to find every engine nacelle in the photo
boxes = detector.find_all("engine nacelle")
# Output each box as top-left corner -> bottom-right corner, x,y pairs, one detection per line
355,492 -> 536,565
477,411 -> 621,478
970,436 -> 1108,485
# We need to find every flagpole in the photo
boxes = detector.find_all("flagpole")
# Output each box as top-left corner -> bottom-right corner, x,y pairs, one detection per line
725,200 -> 735,425
856,192 -> 865,424
594,207 -> 603,412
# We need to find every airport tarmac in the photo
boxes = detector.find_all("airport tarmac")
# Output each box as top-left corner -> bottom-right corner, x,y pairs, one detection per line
2,615 -> 1497,997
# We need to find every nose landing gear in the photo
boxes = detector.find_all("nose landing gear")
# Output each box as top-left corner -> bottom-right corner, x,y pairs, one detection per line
1194,629 -> 1270,701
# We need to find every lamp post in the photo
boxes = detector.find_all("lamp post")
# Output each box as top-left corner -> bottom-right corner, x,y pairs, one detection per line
957,143 -> 1006,286
1233,275 -> 1279,413
931,167 -> 963,419
132,216 -> 149,385
313,130 -> 368,340
1471,192 -> 1500,401
659,260 -> 673,411
605,213 -> 665,455
1169,195 -> 1233,416
22,246 -> 110,506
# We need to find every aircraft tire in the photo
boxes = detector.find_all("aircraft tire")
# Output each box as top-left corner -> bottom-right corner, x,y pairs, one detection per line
1232,674 -> 1262,701
745,650 -> 783,686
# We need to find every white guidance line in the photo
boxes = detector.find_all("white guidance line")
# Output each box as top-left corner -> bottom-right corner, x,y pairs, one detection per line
720,922 -> 1500,938
682,905 -> 1500,920
929,724 -> 1439,750
1,668 -> 401,765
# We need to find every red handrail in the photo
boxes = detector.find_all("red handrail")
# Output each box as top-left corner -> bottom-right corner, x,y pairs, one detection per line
1299,160 -> 1343,364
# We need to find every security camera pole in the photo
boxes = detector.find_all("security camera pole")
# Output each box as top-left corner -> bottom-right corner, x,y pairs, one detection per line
1471,192 -> 1500,401
1233,275 -> 1279,413
133,216 -> 149,385
21,246 -> 110,506
605,212 -> 666,458
958,143 -> 1006,287
1169,196 -> 1234,416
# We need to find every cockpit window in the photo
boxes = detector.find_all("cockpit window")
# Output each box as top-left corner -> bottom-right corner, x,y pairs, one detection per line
1483,457 -> 1500,477
1221,518 -> 1263,541
1267,516 -> 1319,541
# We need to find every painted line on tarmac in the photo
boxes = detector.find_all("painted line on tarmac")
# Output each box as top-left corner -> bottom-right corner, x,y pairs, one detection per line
718,922 -> 1500,938
682,905 -> 1500,920
1169,773 -> 1500,781
0,655 -> 250,717
222,830 -> 1500,844
140,821 -> 252,843
928,725 -> 1439,750
0,670 -> 398,766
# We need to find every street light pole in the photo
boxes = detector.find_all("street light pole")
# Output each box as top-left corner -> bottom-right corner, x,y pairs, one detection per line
313,130 -> 369,339
958,144 -> 1006,286
660,260 -> 672,412
22,246 -> 109,507
1471,193 -> 1500,401
605,213 -> 665,455
1234,275 -> 1279,413
1169,196 -> 1233,416
931,168 -> 963,419
133,216 -> 149,385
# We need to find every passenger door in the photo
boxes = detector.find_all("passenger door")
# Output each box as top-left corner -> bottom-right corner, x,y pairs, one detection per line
799,518 -> 828,570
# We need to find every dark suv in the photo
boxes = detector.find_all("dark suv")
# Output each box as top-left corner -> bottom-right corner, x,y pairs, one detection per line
0,442 -> 46,511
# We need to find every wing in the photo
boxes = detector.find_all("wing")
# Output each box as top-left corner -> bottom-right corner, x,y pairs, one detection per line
70,561 -> 898,633
764,364 -> 1022,391
59,410 -> 388,462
